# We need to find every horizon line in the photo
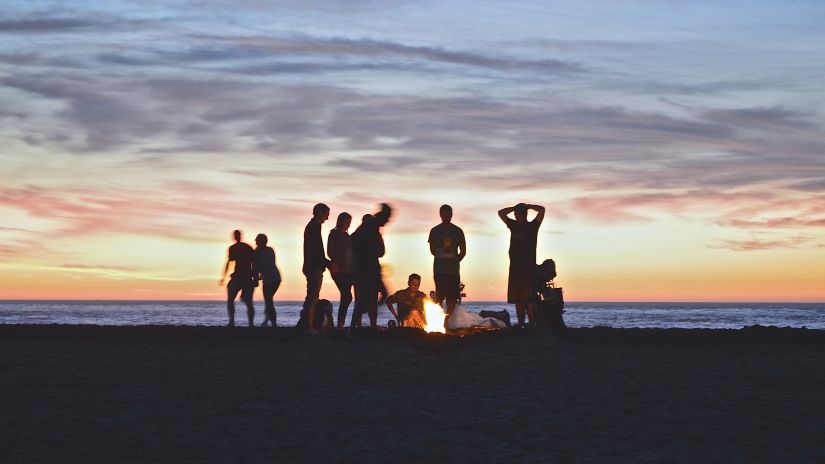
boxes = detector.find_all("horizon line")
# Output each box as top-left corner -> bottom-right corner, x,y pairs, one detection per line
2,299 -> 823,304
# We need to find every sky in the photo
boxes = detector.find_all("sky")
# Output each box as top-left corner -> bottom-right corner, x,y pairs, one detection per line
1,0 -> 824,301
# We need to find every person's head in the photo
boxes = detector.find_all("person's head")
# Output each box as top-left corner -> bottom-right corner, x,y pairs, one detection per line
336,212 -> 352,231
313,203 -> 330,223
408,273 -> 422,292
375,203 -> 393,227
514,203 -> 528,222
360,213 -> 375,229
232,229 -> 242,242
255,233 -> 268,248
439,204 -> 453,223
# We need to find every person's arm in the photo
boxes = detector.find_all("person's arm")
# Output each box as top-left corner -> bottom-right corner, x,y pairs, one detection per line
385,294 -> 399,322
377,233 -> 385,258
312,222 -> 330,269
498,206 -> 516,224
219,250 -> 231,285
251,251 -> 260,282
457,229 -> 467,262
327,231 -> 339,274
530,204 -> 546,225
428,228 -> 437,256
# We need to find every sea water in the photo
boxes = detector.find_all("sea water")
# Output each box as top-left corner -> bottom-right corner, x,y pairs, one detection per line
1,300 -> 824,329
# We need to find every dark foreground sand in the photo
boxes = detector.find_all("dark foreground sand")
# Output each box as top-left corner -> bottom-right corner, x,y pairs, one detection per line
1,325 -> 824,464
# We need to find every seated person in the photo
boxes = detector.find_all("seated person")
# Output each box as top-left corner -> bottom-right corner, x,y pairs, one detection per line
386,273 -> 427,328
297,299 -> 334,333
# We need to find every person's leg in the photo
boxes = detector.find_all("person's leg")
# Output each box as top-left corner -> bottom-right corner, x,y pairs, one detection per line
271,280 -> 280,327
334,273 -> 353,329
526,302 -> 536,327
434,274 -> 446,308
442,274 -> 459,328
515,303 -> 526,327
367,274 -> 379,326
262,281 -> 275,327
241,283 -> 255,327
226,280 -> 241,327
348,274 -> 365,337
303,271 -> 323,333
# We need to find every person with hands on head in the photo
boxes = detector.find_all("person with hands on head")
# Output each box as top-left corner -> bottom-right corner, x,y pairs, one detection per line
498,203 -> 545,328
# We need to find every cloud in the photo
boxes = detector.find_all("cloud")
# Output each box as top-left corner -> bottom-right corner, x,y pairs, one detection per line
63,263 -> 142,272
723,217 -> 825,228
196,34 -> 586,74
1,73 -> 169,151
0,18 -> 98,33
711,236 -> 816,252
703,106 -> 817,130
0,184 -> 306,242
716,197 -> 825,232
0,226 -> 36,233
0,52 -> 39,64
788,178 -> 825,192
560,190 -> 771,225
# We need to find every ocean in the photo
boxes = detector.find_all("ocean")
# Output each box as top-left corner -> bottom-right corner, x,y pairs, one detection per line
2,300 -> 824,329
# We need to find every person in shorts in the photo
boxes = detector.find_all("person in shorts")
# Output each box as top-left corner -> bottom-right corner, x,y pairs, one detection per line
219,229 -> 256,328
428,204 -> 466,316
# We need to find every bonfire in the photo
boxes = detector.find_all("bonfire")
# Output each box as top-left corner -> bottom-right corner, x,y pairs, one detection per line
421,299 -> 446,333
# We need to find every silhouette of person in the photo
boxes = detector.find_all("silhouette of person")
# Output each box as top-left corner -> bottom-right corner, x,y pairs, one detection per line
498,203 -> 545,327
385,273 -> 427,328
219,229 -> 256,328
428,204 -> 466,315
302,203 -> 331,334
350,204 -> 392,331
254,233 -> 281,327
328,212 -> 353,329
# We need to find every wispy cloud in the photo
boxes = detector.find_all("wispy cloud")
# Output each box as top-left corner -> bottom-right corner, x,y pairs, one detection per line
0,17 -> 98,33
711,236 -> 816,252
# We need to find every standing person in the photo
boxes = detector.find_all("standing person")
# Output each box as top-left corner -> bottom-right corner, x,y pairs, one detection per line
303,203 -> 331,334
498,203 -> 545,327
350,204 -> 392,331
219,229 -> 256,328
254,233 -> 281,327
428,204 -> 466,315
328,212 -> 353,329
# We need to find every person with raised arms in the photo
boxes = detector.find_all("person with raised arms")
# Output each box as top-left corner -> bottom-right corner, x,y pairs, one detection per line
498,203 -> 545,327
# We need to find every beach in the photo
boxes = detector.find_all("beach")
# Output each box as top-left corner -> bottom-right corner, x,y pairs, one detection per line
2,325 -> 824,463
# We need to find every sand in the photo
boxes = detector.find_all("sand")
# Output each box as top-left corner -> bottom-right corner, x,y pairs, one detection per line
1,324 -> 824,464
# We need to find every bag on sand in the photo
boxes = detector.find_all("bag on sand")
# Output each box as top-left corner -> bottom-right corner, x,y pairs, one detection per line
479,310 -> 511,327
535,258 -> 566,334
536,287 -> 566,334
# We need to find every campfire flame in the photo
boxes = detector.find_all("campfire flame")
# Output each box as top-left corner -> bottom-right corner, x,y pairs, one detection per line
422,299 -> 447,333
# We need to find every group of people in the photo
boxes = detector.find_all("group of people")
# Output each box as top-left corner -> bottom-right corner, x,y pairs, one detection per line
220,201 -> 545,331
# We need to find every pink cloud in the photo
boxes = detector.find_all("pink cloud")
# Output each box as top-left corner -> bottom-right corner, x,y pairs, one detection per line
0,183 -> 308,241
716,196 -> 825,230
564,190 -> 772,225
710,236 -> 815,251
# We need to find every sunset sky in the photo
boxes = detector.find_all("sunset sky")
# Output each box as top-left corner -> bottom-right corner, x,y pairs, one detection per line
1,1 -> 824,301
